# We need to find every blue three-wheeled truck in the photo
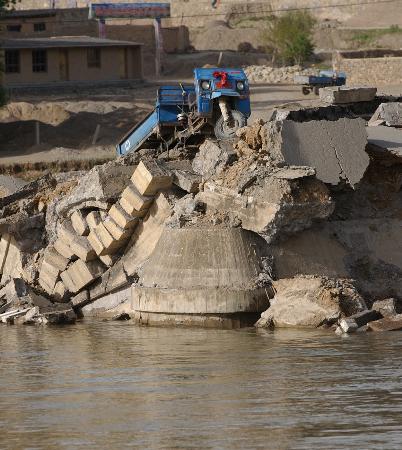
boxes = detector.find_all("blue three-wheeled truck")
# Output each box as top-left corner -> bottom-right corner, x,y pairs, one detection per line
116,68 -> 251,156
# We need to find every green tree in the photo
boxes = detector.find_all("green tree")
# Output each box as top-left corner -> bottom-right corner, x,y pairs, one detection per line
262,11 -> 316,65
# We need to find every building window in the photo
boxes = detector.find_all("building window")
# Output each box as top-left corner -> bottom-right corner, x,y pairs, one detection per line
34,22 -> 46,32
5,50 -> 20,73
32,50 -> 47,73
87,48 -> 101,68
6,24 -> 21,32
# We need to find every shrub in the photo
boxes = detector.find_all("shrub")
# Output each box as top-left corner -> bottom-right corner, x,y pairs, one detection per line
262,11 -> 316,65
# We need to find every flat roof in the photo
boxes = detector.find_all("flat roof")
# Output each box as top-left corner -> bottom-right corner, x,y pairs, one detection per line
1,36 -> 143,49
0,7 -> 89,19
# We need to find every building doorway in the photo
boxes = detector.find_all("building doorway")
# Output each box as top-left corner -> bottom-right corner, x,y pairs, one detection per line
119,48 -> 128,79
59,49 -> 69,81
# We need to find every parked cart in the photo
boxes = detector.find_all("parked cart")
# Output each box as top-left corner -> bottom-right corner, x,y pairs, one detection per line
294,70 -> 346,95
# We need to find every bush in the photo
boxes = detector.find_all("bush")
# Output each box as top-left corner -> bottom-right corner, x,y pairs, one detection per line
262,11 -> 316,65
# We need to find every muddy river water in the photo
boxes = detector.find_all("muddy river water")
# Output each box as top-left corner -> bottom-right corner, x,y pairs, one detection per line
1,321 -> 402,449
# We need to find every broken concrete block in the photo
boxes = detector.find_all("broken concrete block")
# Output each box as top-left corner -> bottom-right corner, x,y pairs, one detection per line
367,314 -> 402,332
39,260 -> 60,293
121,183 -> 154,211
109,203 -> 138,230
367,126 -> 402,160
43,246 -> 69,272
131,160 -> 173,196
70,289 -> 89,308
58,220 -> 77,244
172,169 -> 201,193
103,216 -> 132,241
319,86 -> 377,104
60,269 -> 76,293
67,259 -> 105,293
95,222 -> 128,255
39,307 -> 76,325
69,235 -> 97,262
338,318 -> 359,333
52,281 -> 68,303
339,309 -> 382,333
272,118 -> 369,188
119,197 -> 148,218
71,210 -> 89,236
371,298 -> 402,317
369,102 -> 402,127
0,278 -> 28,302
54,238 -> 75,260
1,236 -> 24,283
87,229 -> 105,256
86,210 -> 107,230
56,164 -> 135,217
192,139 -> 237,179
0,234 -> 11,274
99,254 -> 117,267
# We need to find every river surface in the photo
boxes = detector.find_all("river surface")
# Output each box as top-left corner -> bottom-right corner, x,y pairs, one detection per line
1,321 -> 402,449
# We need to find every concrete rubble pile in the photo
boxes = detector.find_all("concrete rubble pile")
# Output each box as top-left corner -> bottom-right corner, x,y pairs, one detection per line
0,86 -> 402,332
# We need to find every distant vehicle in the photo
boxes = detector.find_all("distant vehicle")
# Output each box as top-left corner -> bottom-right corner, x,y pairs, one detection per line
294,70 -> 347,95
116,68 -> 251,156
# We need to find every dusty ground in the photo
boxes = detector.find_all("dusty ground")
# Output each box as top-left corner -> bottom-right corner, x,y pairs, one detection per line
0,81 -> 312,176
2,80 -> 402,179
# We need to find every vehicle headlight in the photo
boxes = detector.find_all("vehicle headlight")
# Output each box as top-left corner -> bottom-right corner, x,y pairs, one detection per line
237,81 -> 245,91
201,80 -> 211,90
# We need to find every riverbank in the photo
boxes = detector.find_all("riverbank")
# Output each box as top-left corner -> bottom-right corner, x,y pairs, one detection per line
0,86 -> 401,334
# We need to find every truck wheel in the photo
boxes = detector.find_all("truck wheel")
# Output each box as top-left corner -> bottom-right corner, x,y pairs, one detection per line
302,87 -> 310,95
214,110 -> 246,140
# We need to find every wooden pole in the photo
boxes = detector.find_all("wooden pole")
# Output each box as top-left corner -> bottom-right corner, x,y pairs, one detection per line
35,122 -> 40,146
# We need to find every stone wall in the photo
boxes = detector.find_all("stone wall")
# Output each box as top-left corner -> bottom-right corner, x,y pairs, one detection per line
334,52 -> 402,86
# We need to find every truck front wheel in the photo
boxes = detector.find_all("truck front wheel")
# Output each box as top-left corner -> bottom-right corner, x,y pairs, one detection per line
214,110 -> 246,140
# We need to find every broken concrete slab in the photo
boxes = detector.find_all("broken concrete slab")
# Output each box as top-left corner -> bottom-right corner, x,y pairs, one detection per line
71,210 -> 89,236
119,197 -> 148,218
94,222 -> 128,255
70,289 -> 89,308
39,260 -> 60,293
369,102 -> 402,127
122,193 -> 173,277
192,139 -> 237,180
42,246 -> 69,272
67,259 -> 104,293
367,125 -> 402,160
109,203 -> 139,230
0,234 -> 11,274
81,286 -> 132,318
319,86 -> 377,104
197,178 -> 333,242
52,281 -> 68,303
367,314 -> 402,332
271,166 -> 316,180
371,298 -> 402,317
256,276 -> 366,329
272,118 -> 369,188
338,310 -> 382,333
86,210 -> 105,230
131,160 -> 173,196
121,183 -> 154,211
54,238 -> 75,260
60,269 -> 76,293
103,216 -> 132,241
56,163 -> 135,217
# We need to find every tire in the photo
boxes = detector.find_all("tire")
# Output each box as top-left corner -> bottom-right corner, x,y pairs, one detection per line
302,86 -> 310,95
214,110 -> 247,140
